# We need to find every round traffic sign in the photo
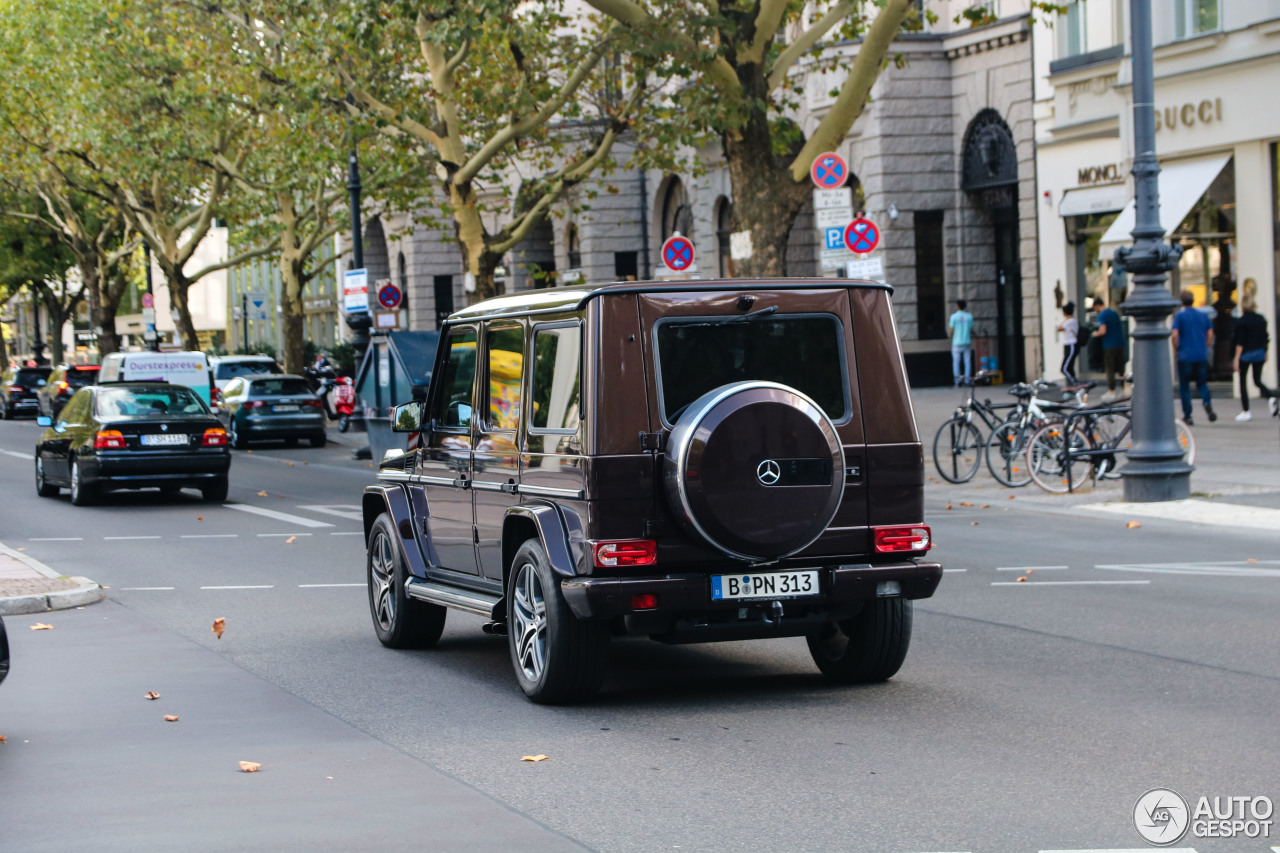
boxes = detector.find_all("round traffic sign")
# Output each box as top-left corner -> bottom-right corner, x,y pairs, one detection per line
810,152 -> 848,189
141,292 -> 154,309
843,217 -> 880,254
377,282 -> 403,310
661,235 -> 696,272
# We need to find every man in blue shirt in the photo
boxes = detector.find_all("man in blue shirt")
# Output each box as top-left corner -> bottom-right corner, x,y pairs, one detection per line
1091,295 -> 1126,394
949,299 -> 974,385
1171,289 -> 1216,425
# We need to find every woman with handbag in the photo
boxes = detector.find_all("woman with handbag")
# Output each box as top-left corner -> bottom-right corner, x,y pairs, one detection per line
1232,292 -> 1275,420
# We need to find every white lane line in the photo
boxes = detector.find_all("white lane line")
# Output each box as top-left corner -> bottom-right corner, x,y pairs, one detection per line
257,532 -> 313,538
200,585 -> 274,590
30,537 -> 84,541
0,448 -> 32,459
222,503 -> 334,528
992,580 -> 1151,587
997,565 -> 1069,571
329,531 -> 363,536
1096,561 -> 1280,577
942,568 -> 967,573
299,583 -> 364,588
105,536 -> 162,540
296,504 -> 362,521
118,587 -> 175,591
181,534 -> 240,539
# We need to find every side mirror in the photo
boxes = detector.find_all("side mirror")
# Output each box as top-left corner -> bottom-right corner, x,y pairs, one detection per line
36,416 -> 52,427
391,401 -> 424,433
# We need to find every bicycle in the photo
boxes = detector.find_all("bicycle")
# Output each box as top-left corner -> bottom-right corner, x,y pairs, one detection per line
1025,400 -> 1196,493
984,379 -> 1092,487
931,373 -> 1015,484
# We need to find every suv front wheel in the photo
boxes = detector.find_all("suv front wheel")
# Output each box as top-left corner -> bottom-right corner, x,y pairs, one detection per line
806,598 -> 913,683
507,539 -> 608,704
367,514 -> 447,649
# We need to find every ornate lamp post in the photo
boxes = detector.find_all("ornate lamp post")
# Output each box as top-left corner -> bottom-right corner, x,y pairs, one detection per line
1115,0 -> 1192,501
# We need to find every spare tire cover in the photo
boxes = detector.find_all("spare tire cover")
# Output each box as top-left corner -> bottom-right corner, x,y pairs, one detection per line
663,381 -> 845,562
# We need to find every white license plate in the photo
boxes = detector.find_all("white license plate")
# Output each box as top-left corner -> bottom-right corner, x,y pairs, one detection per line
141,433 -> 187,446
273,404 -> 300,412
711,570 -> 819,601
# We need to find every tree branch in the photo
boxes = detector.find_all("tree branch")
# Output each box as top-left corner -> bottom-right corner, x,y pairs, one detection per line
739,0 -> 789,66
582,0 -> 741,94
185,238 -> 281,282
767,1 -> 856,93
337,67 -> 445,151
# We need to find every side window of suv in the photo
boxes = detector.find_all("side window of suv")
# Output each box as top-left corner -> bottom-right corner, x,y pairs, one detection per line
486,323 -> 524,432
528,324 -> 582,453
431,327 -> 478,429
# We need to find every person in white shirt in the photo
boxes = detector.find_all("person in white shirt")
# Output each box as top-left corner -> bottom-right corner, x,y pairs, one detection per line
1057,301 -> 1079,385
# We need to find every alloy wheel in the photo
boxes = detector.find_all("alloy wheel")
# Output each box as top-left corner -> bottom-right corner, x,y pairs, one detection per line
511,561 -> 548,682
369,531 -> 396,632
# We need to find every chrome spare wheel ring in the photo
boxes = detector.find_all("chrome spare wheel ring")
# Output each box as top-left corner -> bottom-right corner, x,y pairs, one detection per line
512,561 -> 547,682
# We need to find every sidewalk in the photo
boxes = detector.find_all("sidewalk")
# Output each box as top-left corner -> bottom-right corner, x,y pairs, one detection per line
0,541 -> 103,615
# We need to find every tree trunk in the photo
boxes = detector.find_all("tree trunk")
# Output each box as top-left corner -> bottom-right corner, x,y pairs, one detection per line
724,131 -> 812,278
279,255 -> 306,375
0,322 -> 9,368
449,181 -> 503,303
167,278 -> 201,351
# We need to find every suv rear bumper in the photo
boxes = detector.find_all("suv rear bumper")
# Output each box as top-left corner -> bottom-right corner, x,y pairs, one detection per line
560,559 -> 942,621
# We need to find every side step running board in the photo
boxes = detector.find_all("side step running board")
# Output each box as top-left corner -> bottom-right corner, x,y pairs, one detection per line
406,579 -> 503,620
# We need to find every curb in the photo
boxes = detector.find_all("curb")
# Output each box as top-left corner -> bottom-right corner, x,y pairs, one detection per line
0,542 -> 105,615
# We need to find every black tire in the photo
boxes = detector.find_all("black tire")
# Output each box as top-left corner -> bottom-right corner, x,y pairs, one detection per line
807,598 -> 913,683
229,418 -> 247,449
284,437 -> 299,447
507,539 -> 608,704
35,456 -> 59,497
931,416 -> 984,484
367,514 -> 446,649
160,485 -> 183,495
985,421 -> 1033,488
69,457 -> 95,506
338,415 -> 350,433
309,433 -> 327,448
200,477 -> 229,502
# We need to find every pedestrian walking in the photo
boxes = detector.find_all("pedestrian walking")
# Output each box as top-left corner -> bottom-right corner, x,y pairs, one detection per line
949,298 -> 974,385
1232,292 -> 1276,420
1058,302 -> 1079,385
1091,294 -> 1126,396
1171,289 -> 1217,425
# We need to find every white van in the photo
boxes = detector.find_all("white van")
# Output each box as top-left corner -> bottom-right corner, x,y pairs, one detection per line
99,352 -> 214,406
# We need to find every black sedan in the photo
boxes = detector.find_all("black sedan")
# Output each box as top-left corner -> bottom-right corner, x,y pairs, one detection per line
0,365 -> 53,419
218,374 -> 326,448
37,364 -> 101,419
35,382 -> 231,505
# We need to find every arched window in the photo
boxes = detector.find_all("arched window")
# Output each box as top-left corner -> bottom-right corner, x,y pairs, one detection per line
660,176 -> 692,239
715,197 -> 734,277
398,251 -> 407,292
961,109 -> 1018,209
566,224 -> 581,270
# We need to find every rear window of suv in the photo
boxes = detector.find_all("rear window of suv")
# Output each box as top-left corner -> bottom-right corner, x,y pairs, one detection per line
655,314 -> 849,424
67,367 -> 100,386
16,369 -> 51,387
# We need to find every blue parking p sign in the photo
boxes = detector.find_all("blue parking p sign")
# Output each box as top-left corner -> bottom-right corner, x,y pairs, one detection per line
824,227 -> 846,251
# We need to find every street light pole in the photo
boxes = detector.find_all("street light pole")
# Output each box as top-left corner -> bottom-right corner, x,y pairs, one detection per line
345,120 -> 371,363
144,243 -> 160,352
1115,0 -> 1191,502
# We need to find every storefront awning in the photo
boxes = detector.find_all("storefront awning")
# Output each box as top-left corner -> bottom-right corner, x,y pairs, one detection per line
1059,184 -> 1128,218
1098,154 -> 1231,253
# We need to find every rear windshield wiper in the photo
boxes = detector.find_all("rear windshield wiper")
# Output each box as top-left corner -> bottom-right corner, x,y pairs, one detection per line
672,305 -> 779,328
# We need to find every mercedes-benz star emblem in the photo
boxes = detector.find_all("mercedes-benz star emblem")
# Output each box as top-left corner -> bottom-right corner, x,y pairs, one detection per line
756,459 -> 781,486
161,424 -> 168,431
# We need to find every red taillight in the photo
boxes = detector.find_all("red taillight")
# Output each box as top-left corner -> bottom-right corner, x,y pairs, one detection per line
631,593 -> 658,611
243,400 -> 265,409
874,525 -> 932,553
210,386 -> 221,405
10,385 -> 24,393
94,429 -> 126,449
303,398 -> 323,408
201,428 -> 229,447
592,540 -> 657,567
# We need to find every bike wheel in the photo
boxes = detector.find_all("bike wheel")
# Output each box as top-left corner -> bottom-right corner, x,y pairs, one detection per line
1176,419 -> 1196,465
1026,423 -> 1092,493
932,417 -> 984,484
986,421 -> 1033,488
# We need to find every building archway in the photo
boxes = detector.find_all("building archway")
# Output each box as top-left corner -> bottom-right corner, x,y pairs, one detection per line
656,175 -> 693,241
714,197 -> 733,277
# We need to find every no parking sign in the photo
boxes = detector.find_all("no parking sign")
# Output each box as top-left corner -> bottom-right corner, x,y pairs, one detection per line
661,234 -> 696,273
843,218 -> 880,254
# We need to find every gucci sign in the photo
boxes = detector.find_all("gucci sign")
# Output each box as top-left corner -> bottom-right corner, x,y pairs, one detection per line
1155,98 -> 1223,132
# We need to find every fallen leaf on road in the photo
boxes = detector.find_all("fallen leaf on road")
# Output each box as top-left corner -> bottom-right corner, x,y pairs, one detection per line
1125,520 -> 1141,529
521,755 -> 550,762
212,617 -> 226,639
145,691 -> 160,700
16,548 -> 25,552
276,494 -> 285,498
196,516 -> 203,522
1026,569 -> 1034,574
0,735 -> 6,744
31,623 -> 54,631
959,501 -> 973,507
980,504 -> 990,509
1016,576 -> 1026,582
1247,558 -> 1258,563
1008,495 -> 1016,500
239,761 -> 261,772
325,776 -> 333,780
257,491 -> 269,497
247,450 -> 254,454
970,521 -> 980,526
164,715 -> 179,722
303,462 -> 309,466
286,462 -> 295,467
945,504 -> 953,510
285,536 -> 297,544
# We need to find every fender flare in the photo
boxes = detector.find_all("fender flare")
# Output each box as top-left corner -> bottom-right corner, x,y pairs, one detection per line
502,502 -> 581,581
362,484 -> 430,580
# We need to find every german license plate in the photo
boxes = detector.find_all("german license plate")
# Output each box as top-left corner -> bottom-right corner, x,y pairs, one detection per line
711,570 -> 819,601
273,404 -> 300,412
141,433 -> 187,446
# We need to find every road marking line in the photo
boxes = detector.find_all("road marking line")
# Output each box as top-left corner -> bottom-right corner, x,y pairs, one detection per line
329,531 -> 363,536
942,568 -> 967,573
1078,497 -> 1280,532
180,534 -> 240,539
299,583 -> 364,588
997,565 -> 1068,571
105,536 -> 162,540
222,503 -> 334,528
200,585 -> 274,590
992,580 -> 1151,587
257,532 -> 313,538
0,448 -> 32,459
1040,849 -> 1199,852
1096,561 -> 1280,577
118,587 -> 175,591
296,504 -> 363,520
30,537 -> 84,541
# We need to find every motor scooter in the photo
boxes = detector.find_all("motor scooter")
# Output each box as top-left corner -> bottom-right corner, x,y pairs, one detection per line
305,366 -> 356,430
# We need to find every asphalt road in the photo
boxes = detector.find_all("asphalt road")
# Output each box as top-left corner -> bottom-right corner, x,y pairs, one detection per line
1,415 -> 1277,852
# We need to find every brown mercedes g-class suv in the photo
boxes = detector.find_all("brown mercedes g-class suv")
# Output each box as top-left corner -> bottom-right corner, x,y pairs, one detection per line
363,279 -> 940,703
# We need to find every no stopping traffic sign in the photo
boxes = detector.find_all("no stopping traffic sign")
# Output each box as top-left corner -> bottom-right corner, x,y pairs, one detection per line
810,152 -> 848,189
661,235 -> 696,272
844,218 -> 880,254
